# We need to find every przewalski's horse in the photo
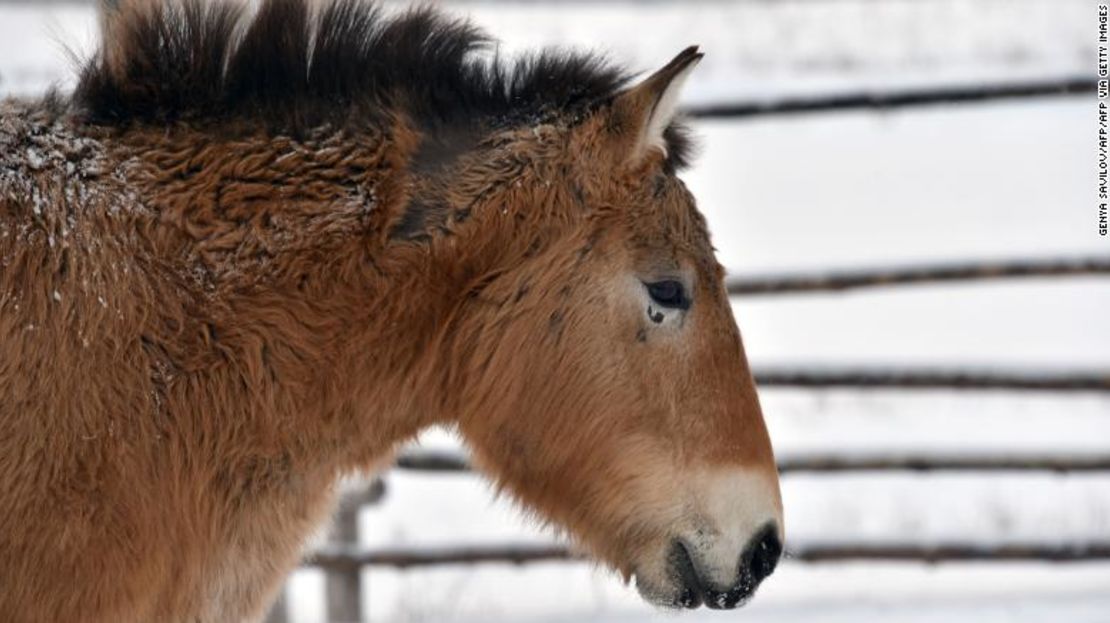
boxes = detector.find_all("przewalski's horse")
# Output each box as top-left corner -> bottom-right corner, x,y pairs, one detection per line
0,0 -> 783,620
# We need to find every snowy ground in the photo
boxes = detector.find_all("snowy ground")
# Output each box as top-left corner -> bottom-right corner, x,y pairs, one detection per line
2,1 -> 1107,622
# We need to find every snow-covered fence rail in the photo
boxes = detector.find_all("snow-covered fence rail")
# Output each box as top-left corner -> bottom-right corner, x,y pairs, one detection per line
393,450 -> 1110,474
302,541 -> 1110,571
725,256 -> 1110,296
751,368 -> 1110,392
687,77 -> 1094,119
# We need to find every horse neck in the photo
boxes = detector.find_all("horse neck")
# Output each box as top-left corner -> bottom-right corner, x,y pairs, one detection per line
339,120 -> 580,431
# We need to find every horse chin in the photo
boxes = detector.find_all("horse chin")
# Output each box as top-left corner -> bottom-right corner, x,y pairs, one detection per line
633,579 -> 684,610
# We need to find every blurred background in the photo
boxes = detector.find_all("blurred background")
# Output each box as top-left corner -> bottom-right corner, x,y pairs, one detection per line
2,1 -> 1106,621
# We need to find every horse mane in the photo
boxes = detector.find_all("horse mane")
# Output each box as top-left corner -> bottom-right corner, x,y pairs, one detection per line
71,0 -> 694,168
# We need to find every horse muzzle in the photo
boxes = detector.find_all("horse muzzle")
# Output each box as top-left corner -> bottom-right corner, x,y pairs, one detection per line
669,523 -> 782,609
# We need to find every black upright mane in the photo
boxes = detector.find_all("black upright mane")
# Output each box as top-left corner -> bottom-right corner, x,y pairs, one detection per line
73,0 -> 610,127
72,0 -> 693,168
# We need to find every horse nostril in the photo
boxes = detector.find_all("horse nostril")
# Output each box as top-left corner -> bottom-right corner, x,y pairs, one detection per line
668,540 -> 705,608
747,526 -> 783,583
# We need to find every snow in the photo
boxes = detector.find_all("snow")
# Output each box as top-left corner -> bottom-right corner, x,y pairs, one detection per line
459,0 -> 1091,102
285,562 -> 1110,623
688,99 -> 1096,272
2,1 -> 1107,622
0,4 -> 95,96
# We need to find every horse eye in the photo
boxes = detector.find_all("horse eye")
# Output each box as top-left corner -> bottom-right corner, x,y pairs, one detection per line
645,280 -> 689,310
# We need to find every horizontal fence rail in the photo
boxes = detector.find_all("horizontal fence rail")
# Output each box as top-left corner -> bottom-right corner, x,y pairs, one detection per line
751,368 -> 1110,392
775,455 -> 1110,473
791,543 -> 1110,563
304,542 -> 1110,570
394,450 -> 1110,474
308,543 -> 576,570
725,256 -> 1110,296
687,77 -> 1094,119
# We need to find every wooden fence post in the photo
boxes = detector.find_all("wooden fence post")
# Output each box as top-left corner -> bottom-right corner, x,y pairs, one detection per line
264,589 -> 288,623
325,478 -> 386,623
325,501 -> 361,623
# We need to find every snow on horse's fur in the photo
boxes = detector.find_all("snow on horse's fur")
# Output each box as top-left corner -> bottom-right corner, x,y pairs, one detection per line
0,1 -> 782,620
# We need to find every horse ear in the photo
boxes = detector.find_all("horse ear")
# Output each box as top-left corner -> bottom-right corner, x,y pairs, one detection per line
608,46 -> 703,167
